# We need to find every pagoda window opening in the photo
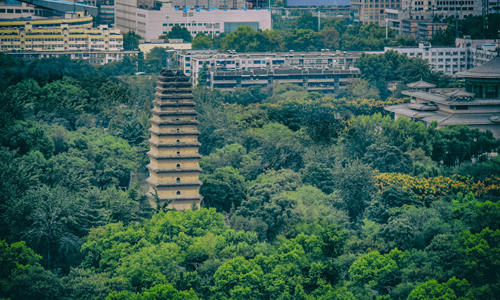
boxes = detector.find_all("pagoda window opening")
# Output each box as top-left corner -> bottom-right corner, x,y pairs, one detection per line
176,163 -> 181,168
176,177 -> 181,183
176,191 -> 181,195
177,151 -> 180,156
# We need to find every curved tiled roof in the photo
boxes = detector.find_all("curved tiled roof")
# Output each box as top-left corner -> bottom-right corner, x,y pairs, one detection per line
407,80 -> 436,88
456,56 -> 500,79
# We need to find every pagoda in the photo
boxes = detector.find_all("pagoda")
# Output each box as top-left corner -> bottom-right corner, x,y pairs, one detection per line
147,69 -> 202,210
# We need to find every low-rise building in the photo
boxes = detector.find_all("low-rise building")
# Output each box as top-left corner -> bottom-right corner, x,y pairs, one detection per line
209,67 -> 360,93
175,49 -> 371,81
385,57 -> 500,138
0,12 -> 135,64
385,39 -> 498,75
115,0 -> 271,41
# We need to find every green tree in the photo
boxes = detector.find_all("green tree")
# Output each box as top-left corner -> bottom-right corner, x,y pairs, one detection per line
200,167 -> 247,212
168,25 -> 192,42
0,240 -> 62,299
192,34 -> 213,50
348,250 -> 399,294
407,279 -> 457,300
123,31 -> 141,50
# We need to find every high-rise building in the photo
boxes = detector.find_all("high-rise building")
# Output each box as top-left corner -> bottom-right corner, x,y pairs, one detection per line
147,69 -> 203,210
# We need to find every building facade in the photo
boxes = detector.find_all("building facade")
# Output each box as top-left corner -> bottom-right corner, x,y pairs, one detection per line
115,0 -> 271,40
147,69 -> 202,210
209,67 -> 360,92
351,0 -> 401,25
385,39 -> 498,75
0,13 -> 131,64
385,57 -> 500,138
175,49 -> 367,80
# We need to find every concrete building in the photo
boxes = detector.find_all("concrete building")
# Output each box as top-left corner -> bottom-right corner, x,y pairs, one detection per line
208,67 -> 360,92
351,0 -> 401,25
385,57 -> 500,138
115,0 -> 271,41
400,0 -> 482,21
385,39 -> 498,75
147,69 -> 202,210
175,49 -> 368,80
0,13 -> 133,64
0,0 -> 47,19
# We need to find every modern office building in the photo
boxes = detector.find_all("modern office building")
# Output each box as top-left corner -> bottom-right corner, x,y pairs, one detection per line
114,0 -> 271,41
147,69 -> 202,210
385,57 -> 500,138
385,39 -> 498,75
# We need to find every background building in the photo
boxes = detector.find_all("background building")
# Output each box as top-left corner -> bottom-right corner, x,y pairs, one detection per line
115,0 -> 271,40
208,67 -> 360,92
0,11 -> 134,64
385,38 -> 498,75
351,0 -> 401,25
175,49 -> 366,79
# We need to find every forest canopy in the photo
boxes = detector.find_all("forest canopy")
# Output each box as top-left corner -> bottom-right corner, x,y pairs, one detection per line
0,53 -> 499,299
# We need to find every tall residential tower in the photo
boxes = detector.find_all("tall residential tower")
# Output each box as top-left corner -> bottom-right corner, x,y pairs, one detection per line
147,69 -> 202,210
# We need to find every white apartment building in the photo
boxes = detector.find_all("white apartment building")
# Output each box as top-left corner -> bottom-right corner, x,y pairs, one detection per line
175,50 -> 368,80
115,0 -> 271,41
385,39 -> 498,75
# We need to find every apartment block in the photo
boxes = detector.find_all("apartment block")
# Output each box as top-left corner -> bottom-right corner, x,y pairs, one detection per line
209,67 -> 360,92
175,50 -> 367,81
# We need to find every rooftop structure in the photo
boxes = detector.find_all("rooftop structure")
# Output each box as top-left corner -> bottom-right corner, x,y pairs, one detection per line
147,69 -> 203,210
115,0 -> 271,41
385,57 -> 500,138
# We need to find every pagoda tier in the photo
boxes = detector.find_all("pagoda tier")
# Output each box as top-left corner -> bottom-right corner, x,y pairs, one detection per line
147,69 -> 202,210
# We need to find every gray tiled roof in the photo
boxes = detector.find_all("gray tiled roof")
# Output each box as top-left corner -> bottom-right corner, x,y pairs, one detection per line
456,56 -> 500,79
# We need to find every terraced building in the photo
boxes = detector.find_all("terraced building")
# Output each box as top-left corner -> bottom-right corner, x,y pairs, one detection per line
147,69 -> 203,210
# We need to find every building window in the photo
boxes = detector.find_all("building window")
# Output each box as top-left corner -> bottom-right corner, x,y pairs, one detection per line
177,151 -> 180,156
176,163 -> 181,168
176,177 -> 181,183
176,191 -> 181,195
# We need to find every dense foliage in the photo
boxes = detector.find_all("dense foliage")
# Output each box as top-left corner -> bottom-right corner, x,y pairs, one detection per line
1,53 -> 499,299
191,14 -> 416,52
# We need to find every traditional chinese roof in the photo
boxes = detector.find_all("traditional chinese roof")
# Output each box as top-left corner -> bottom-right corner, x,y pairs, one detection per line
406,80 -> 436,89
456,56 -> 500,79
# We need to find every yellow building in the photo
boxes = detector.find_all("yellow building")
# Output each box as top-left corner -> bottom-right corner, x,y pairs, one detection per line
147,69 -> 203,210
0,13 -> 123,53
